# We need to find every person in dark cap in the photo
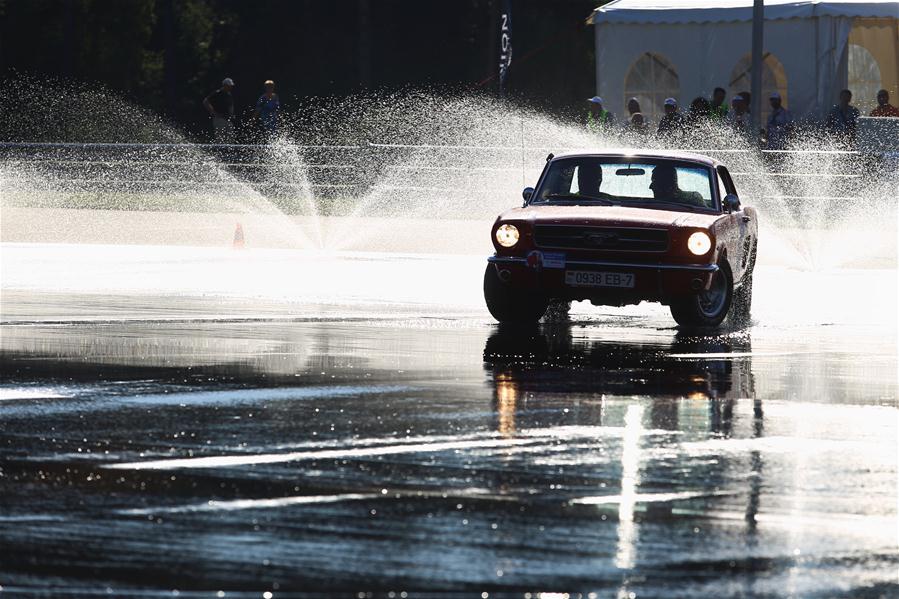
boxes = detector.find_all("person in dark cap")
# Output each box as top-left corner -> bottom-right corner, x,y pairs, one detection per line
657,97 -> 684,137
203,77 -> 235,142
727,94 -> 751,137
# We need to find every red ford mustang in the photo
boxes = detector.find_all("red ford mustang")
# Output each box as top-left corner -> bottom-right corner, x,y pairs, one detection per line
484,151 -> 758,327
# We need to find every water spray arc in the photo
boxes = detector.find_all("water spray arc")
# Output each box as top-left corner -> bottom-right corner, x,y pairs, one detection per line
0,81 -> 894,270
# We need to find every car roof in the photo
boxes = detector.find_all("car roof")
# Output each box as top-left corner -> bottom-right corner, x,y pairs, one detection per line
550,149 -> 720,168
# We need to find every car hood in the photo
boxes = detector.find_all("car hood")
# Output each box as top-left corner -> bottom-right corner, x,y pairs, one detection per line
500,204 -> 720,229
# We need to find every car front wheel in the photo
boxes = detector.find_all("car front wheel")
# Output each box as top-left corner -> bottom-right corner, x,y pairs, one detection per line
669,262 -> 733,328
483,264 -> 548,325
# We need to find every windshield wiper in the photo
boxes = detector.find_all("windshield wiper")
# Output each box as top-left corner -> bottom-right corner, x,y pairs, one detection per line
544,192 -> 616,206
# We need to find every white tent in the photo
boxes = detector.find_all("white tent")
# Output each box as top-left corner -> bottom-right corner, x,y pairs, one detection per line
588,0 -> 899,124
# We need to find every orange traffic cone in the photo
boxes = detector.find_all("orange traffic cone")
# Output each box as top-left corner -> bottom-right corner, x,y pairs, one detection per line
233,223 -> 245,248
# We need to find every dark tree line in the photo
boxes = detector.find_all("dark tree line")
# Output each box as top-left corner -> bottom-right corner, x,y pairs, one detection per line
0,0 -> 600,140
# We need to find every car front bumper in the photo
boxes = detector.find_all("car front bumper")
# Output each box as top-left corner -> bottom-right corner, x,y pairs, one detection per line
487,255 -> 718,304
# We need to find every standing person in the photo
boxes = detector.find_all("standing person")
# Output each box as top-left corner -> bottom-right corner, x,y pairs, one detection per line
657,97 -> 684,138
870,89 -> 899,117
739,90 -> 752,111
627,112 -> 648,135
710,87 -> 729,120
586,96 -> 615,133
624,97 -> 646,135
826,89 -> 860,146
203,78 -> 235,142
627,97 -> 641,119
686,96 -> 712,128
727,94 -> 751,137
739,90 -> 758,140
765,92 -> 793,150
254,80 -> 281,138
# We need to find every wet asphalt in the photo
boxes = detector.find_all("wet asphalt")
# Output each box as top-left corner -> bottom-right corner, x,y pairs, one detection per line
1,262 -> 897,597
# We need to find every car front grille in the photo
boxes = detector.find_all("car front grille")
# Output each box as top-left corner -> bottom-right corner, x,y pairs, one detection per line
534,225 -> 669,252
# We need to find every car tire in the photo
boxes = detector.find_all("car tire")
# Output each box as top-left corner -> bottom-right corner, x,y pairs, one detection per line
483,264 -> 548,324
730,273 -> 753,326
670,261 -> 734,328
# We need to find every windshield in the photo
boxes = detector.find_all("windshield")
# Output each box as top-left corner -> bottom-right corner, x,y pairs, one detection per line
533,157 -> 716,210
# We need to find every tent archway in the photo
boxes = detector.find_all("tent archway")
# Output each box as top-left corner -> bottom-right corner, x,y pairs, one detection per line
623,52 -> 680,125
848,43 -> 883,112
729,53 -> 788,124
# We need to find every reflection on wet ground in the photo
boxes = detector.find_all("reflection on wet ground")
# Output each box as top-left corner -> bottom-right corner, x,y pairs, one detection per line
1,311 -> 896,596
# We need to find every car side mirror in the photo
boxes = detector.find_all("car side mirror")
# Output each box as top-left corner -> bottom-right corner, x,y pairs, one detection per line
724,194 -> 741,213
522,187 -> 534,205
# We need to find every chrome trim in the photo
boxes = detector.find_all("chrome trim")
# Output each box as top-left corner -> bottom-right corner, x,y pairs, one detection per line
487,255 -> 719,272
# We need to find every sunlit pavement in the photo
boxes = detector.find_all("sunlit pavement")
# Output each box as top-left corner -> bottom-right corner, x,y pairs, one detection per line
1,246 -> 897,597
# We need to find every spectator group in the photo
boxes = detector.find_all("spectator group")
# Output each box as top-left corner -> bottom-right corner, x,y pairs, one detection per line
585,87 -> 899,150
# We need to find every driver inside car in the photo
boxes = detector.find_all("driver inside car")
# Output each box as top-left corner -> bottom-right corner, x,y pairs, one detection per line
575,163 -> 614,200
649,164 -> 706,206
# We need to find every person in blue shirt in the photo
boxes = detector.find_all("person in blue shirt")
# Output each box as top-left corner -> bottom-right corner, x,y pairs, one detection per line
254,80 -> 280,137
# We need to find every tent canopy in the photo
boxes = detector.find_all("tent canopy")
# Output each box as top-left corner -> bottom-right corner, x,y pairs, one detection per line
588,0 -> 899,24
589,0 -> 899,123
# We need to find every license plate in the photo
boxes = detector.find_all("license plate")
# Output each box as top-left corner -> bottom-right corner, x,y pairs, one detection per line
564,270 -> 635,288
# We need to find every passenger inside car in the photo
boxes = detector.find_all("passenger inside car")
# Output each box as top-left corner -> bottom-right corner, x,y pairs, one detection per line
649,165 -> 706,206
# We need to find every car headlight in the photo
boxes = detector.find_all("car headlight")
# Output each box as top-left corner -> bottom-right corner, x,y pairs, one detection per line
495,224 -> 520,248
687,231 -> 712,256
